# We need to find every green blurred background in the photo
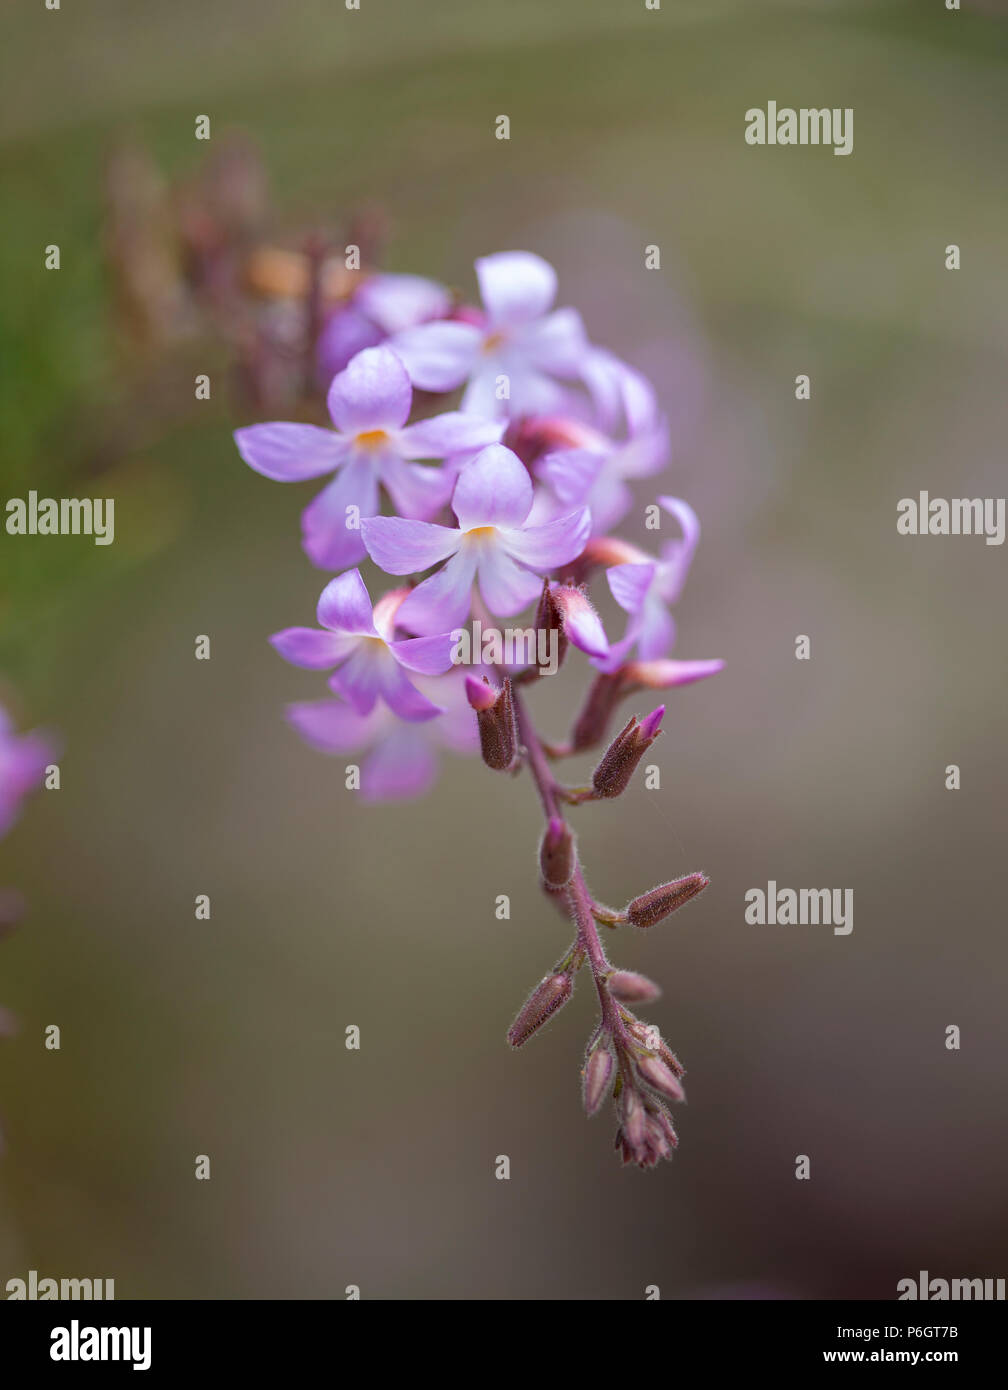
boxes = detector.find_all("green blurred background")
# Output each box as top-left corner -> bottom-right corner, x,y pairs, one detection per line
2,0 -> 1007,1298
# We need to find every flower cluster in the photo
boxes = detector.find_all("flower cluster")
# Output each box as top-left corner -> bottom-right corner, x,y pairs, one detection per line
236,251 -> 723,1166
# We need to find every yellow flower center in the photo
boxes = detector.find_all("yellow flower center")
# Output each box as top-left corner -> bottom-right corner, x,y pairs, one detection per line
355,429 -> 389,451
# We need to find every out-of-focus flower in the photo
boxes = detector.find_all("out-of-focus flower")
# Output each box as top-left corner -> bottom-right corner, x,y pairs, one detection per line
390,251 -> 588,419
270,569 -> 456,721
536,419 -> 669,535
0,708 -> 53,840
317,272 -> 454,379
362,443 -> 590,634
286,671 -> 478,801
235,345 -> 502,568
590,495 -> 701,672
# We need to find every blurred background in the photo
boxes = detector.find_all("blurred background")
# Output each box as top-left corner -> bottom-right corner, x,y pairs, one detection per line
2,0 -> 1007,1299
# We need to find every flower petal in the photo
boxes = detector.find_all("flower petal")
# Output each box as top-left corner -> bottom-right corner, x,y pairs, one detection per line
606,562 -> 656,616
656,495 -> 701,602
519,308 -> 587,376
234,423 -> 348,481
361,728 -> 438,802
537,448 -> 602,506
361,515 -> 461,576
394,548 -> 478,635
326,345 -> 413,432
388,632 -> 458,676
499,506 -> 591,571
398,411 -> 504,460
451,444 -> 533,530
269,627 -> 359,670
356,273 -> 452,334
286,698 -> 385,753
476,547 -> 545,617
316,568 -> 377,635
301,458 -> 378,571
378,456 -> 454,521
476,251 -> 556,326
389,320 -> 482,392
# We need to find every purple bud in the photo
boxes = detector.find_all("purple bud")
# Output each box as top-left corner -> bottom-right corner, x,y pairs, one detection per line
532,582 -> 568,674
637,1054 -> 686,1102
607,970 -> 662,1004
625,872 -> 710,928
507,972 -> 572,1048
468,675 -> 518,772
539,817 -> 574,888
464,674 -> 496,712
583,1044 -> 614,1116
590,708 -> 663,799
622,1089 -> 648,1149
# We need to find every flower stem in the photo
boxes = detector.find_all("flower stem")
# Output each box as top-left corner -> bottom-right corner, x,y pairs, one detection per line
512,687 -> 629,1045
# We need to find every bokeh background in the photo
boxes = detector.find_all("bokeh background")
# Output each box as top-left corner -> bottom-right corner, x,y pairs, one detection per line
2,0 -> 1007,1299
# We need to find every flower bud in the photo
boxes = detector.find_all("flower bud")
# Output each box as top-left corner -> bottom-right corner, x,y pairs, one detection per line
637,1053 -> 686,1103
606,970 -> 662,1004
539,817 -> 574,888
625,873 -> 710,928
621,658 -> 725,691
590,707 -> 664,798
548,585 -> 608,659
583,1043 -> 615,1116
507,972 -> 572,1048
465,674 -> 518,772
532,582 -> 568,674
621,1088 -> 648,1149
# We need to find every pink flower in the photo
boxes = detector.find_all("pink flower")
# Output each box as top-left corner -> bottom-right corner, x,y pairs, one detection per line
235,345 -> 502,569
270,569 -> 457,721
389,252 -> 588,419
361,444 -> 590,634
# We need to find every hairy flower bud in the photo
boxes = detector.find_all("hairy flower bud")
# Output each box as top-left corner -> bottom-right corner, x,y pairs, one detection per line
507,972 -> 573,1048
625,872 -> 710,928
590,706 -> 664,798
539,816 -> 574,888
465,674 -> 518,772
607,970 -> 662,1004
621,658 -> 725,691
532,582 -> 568,674
637,1053 -> 686,1103
583,1043 -> 615,1116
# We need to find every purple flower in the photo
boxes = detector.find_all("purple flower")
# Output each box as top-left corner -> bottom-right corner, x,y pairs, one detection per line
234,345 -> 502,570
317,272 -> 453,379
536,416 -> 669,535
361,444 -> 591,634
593,496 -> 701,671
286,671 -> 478,802
270,568 -> 457,721
389,252 -> 587,419
0,708 -> 53,840
579,347 -> 661,437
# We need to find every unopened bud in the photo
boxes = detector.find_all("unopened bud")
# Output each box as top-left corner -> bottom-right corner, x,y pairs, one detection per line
622,1088 -> 647,1149
507,972 -> 572,1048
607,970 -> 662,1004
548,584 -> 608,659
466,674 -> 518,771
590,707 -> 664,798
539,817 -> 574,888
626,872 -> 710,928
637,1053 -> 686,1103
583,1044 -> 614,1116
621,658 -> 725,691
532,582 -> 568,673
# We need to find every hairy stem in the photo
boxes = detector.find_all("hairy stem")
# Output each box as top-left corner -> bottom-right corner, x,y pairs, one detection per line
512,687 -> 629,1046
